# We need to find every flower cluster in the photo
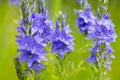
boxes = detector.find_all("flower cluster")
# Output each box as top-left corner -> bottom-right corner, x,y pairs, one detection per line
30,11 -> 53,43
88,14 -> 117,44
76,4 -> 117,70
87,14 -> 117,69
51,15 -> 74,58
75,4 -> 96,35
16,1 -> 53,74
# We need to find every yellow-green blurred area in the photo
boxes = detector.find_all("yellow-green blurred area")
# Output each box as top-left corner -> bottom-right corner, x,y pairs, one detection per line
0,0 -> 120,80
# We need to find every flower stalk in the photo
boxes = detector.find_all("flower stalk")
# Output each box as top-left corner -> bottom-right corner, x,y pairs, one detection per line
75,0 -> 117,80
14,0 -> 53,79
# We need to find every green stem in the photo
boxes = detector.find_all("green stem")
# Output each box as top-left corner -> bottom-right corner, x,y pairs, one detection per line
56,56 -> 65,80
37,0 -> 45,13
96,0 -> 109,80
99,59 -> 103,80
14,57 -> 27,80
97,43 -> 106,80
34,71 -> 40,80
99,44 -> 103,80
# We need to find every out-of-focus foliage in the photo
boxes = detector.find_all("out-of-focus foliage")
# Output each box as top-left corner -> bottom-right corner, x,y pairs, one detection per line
0,0 -> 120,80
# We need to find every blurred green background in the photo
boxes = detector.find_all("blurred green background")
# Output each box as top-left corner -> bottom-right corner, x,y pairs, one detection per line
0,0 -> 120,80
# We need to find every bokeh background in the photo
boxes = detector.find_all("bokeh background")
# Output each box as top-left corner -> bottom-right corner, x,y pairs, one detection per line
0,0 -> 120,80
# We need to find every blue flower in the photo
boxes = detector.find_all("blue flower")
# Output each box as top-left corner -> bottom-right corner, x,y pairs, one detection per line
17,27 -> 26,36
51,18 -> 74,58
60,21 -> 74,50
88,14 -> 117,44
30,61 -> 45,74
87,53 -> 97,64
18,49 -> 46,74
76,2 -> 117,70
50,20 -> 61,41
16,12 -> 49,73
9,0 -> 21,5
18,49 -> 40,67
15,0 -> 49,74
52,40 -> 70,58
16,36 -> 37,51
105,60 -> 112,70
75,5 -> 96,34
86,14 -> 117,69
17,35 -> 47,59
30,11 -> 53,43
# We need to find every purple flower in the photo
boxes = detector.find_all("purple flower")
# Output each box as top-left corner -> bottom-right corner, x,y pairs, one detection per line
105,60 -> 112,70
76,2 -> 117,70
50,20 -> 61,41
30,11 -> 53,43
18,49 -> 40,67
17,20 -> 26,35
16,0 -> 48,74
88,14 -> 117,44
9,0 -> 21,5
17,27 -> 26,36
18,49 -> 46,74
103,44 -> 114,59
52,40 -> 70,58
75,5 -> 96,34
17,35 -> 47,59
86,14 -> 117,70
32,43 -> 47,60
51,18 -> 74,58
30,61 -> 45,74
87,53 -> 97,64
60,21 -> 74,50
16,36 -> 37,51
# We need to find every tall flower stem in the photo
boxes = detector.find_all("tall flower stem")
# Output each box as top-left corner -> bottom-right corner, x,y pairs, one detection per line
97,0 -> 108,79
57,56 -> 64,79
98,0 -> 108,18
15,0 -> 51,79
76,0 -> 117,79
14,57 -> 24,80
37,0 -> 45,13
93,43 -> 107,80
99,45 -> 105,80
14,1 -> 30,79
51,12 -> 74,80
